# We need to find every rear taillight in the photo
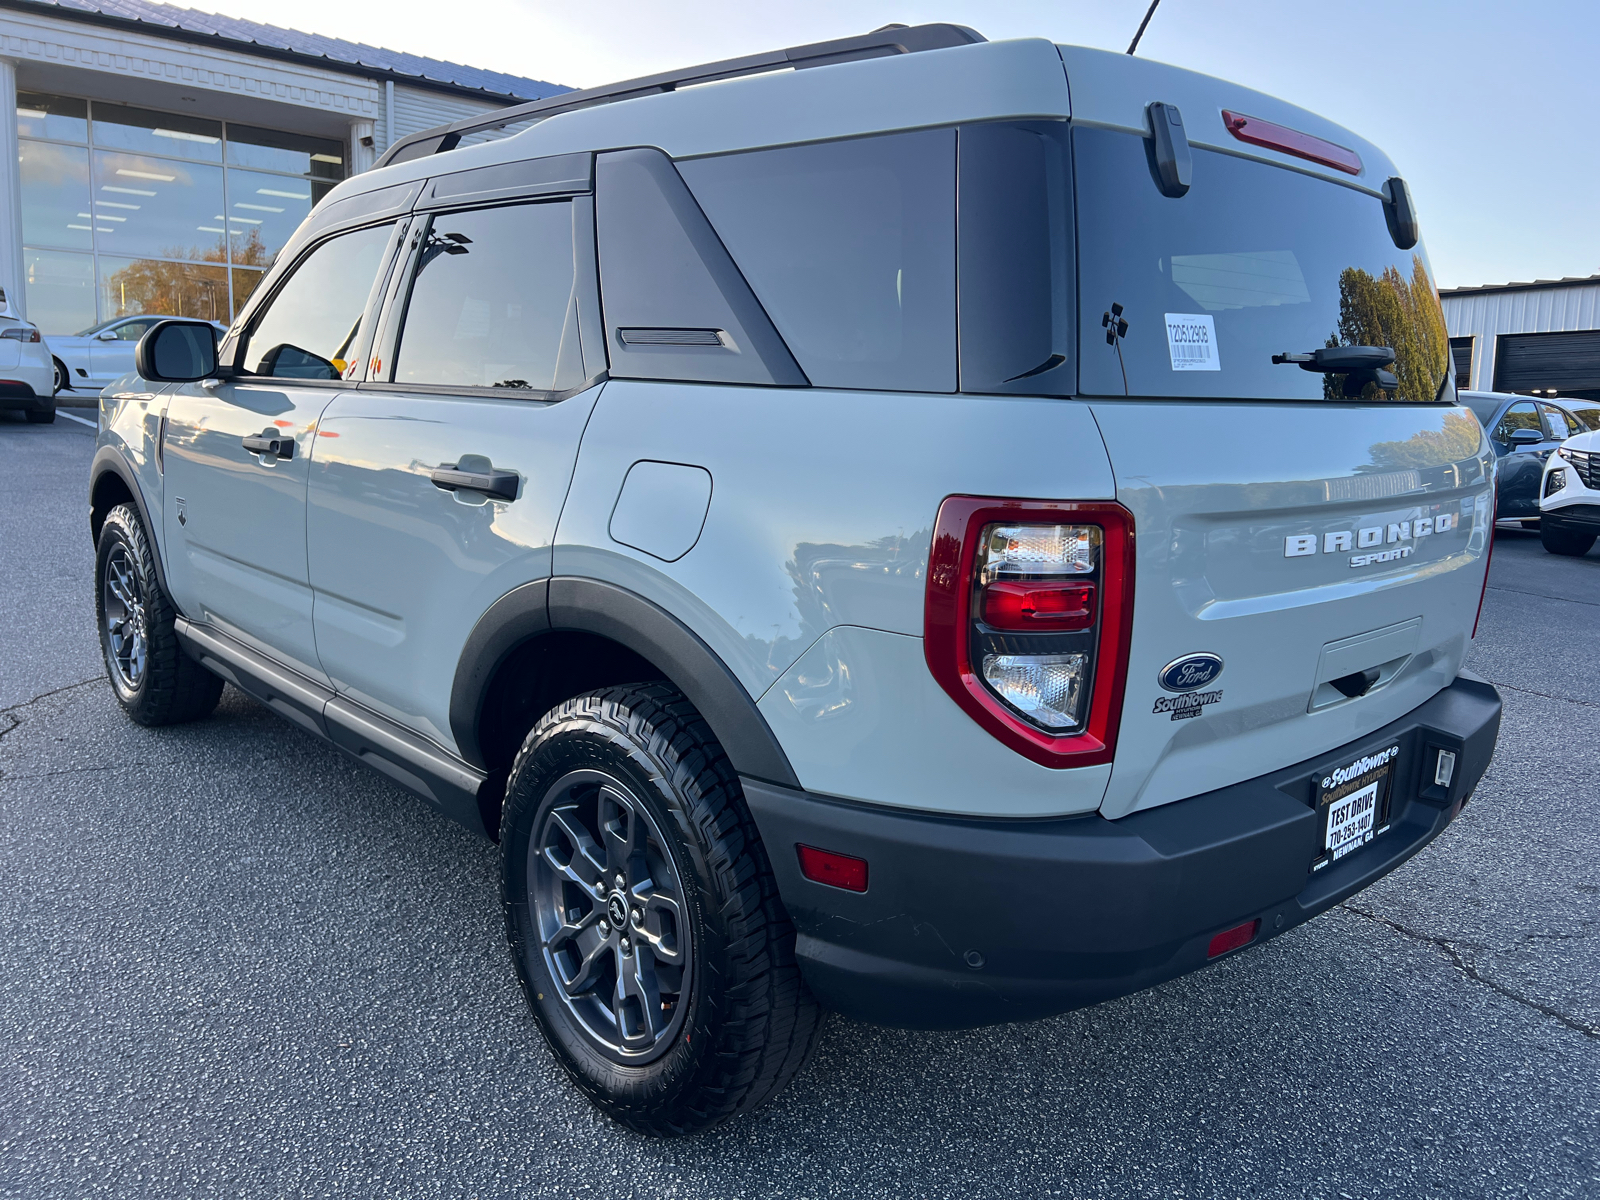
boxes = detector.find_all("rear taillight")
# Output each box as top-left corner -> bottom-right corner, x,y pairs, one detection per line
1472,490 -> 1496,639
0,325 -> 41,343
925,498 -> 1134,768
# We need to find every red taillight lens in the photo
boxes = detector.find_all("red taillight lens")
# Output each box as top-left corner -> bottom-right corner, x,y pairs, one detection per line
1472,491 -> 1496,639
1221,110 -> 1362,176
982,580 -> 1096,631
1207,919 -> 1260,958
924,498 -> 1135,769
796,845 -> 868,893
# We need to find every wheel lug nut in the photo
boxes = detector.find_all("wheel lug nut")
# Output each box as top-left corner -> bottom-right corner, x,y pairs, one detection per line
632,909 -> 642,925
614,875 -> 625,888
621,938 -> 631,953
598,920 -> 609,934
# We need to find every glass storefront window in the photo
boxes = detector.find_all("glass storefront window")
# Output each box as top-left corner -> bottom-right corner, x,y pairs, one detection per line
90,103 -> 224,163
91,150 -> 226,262
99,255 -> 230,323
20,141 -> 93,251
25,250 -> 96,334
19,93 -> 345,331
221,166 -> 326,269
225,124 -> 344,180
231,268 -> 266,319
17,92 -> 87,142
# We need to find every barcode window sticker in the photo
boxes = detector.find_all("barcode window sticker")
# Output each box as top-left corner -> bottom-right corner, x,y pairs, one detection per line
1165,313 -> 1220,371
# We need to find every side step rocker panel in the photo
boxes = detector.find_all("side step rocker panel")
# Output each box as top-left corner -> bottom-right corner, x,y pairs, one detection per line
175,618 -> 489,837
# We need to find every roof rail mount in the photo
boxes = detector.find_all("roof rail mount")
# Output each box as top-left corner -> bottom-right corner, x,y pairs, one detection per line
375,22 -> 986,169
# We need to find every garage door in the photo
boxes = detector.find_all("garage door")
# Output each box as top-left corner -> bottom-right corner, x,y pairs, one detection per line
1494,329 -> 1600,393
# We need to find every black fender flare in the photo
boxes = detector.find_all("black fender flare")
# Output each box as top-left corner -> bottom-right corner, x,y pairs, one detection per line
449,576 -> 801,790
89,445 -> 173,599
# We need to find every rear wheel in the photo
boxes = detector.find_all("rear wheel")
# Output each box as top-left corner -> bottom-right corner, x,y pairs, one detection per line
95,503 -> 224,725
501,684 -> 820,1135
51,358 -> 67,396
25,404 -> 54,424
1540,521 -> 1596,557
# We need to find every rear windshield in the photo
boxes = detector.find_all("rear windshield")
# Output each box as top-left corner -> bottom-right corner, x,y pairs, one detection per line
1075,127 -> 1450,403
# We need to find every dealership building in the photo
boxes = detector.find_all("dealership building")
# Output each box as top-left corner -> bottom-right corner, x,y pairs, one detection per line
0,0 -> 564,334
1442,274 -> 1600,402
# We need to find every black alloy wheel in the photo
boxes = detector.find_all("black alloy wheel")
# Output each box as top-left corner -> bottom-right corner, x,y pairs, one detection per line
95,503 -> 224,725
502,684 -> 820,1135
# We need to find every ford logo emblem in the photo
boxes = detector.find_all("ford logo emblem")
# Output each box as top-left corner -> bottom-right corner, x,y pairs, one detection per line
1158,653 -> 1224,692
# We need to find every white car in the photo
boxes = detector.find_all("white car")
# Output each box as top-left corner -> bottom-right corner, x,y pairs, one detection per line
48,315 -> 226,396
0,295 -> 59,424
1539,428 -> 1600,555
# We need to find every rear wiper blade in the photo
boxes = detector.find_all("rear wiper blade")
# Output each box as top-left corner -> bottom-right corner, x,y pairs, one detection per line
1272,345 -> 1398,397
1272,345 -> 1395,372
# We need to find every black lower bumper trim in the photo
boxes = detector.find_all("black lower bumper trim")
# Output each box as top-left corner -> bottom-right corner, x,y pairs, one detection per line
744,672 -> 1501,1030
1545,503 -> 1600,530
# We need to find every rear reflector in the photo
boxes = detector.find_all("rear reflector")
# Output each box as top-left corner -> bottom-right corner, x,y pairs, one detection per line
796,845 -> 868,893
1221,110 -> 1362,175
982,580 -> 1096,631
1207,919 -> 1260,958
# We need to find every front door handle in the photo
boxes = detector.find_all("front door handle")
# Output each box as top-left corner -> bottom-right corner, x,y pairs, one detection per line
431,460 -> 519,501
242,428 -> 294,460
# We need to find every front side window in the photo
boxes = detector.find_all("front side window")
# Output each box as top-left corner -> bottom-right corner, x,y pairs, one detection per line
679,130 -> 957,393
1075,127 -> 1451,402
242,222 -> 394,379
1495,401 -> 1540,444
390,202 -> 582,393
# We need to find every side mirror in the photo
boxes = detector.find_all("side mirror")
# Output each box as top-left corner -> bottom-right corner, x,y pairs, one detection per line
95,329 -> 118,341
1508,427 -> 1544,446
134,320 -> 219,382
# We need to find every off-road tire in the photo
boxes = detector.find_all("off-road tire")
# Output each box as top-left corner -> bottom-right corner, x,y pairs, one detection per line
25,404 -> 54,423
95,503 -> 224,725
1540,521 -> 1596,557
502,684 -> 821,1135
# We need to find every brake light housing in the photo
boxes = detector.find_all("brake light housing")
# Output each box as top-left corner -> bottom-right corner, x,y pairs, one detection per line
924,497 -> 1135,768
1221,110 -> 1363,176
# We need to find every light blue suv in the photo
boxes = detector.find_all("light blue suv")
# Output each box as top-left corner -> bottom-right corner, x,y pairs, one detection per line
90,24 -> 1502,1133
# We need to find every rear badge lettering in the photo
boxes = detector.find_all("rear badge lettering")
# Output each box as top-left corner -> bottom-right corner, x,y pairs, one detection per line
1153,689 -> 1223,720
1284,510 -> 1459,567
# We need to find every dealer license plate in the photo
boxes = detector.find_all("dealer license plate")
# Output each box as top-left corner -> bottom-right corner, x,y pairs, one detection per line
1313,742 -> 1399,871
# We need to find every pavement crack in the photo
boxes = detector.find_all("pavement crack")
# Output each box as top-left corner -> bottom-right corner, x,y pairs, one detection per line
1486,583 -> 1600,609
1341,902 -> 1600,1040
0,678 -> 106,749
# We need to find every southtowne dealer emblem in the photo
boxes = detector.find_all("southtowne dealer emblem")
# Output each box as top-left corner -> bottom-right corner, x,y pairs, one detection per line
1153,653 -> 1224,721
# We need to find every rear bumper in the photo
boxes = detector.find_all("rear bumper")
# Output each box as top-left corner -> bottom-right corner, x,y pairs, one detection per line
744,671 -> 1501,1030
0,379 -> 48,410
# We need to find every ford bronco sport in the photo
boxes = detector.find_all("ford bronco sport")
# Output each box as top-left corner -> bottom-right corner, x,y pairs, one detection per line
89,24 -> 1502,1134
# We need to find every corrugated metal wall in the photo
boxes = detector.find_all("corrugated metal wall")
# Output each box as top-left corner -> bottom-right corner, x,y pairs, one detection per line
1442,282 -> 1600,391
376,84 -> 526,155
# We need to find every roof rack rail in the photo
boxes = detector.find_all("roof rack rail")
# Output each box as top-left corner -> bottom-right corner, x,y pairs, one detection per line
374,23 -> 986,169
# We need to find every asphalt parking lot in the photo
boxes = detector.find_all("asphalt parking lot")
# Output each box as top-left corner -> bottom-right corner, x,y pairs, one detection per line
1,411 -> 1596,1200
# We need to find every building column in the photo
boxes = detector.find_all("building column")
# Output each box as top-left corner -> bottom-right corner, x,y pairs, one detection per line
349,118 -> 376,174
0,60 -> 26,320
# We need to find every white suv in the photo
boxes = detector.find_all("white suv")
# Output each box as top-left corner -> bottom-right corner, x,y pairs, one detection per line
90,25 -> 1502,1133
1540,428 -> 1600,555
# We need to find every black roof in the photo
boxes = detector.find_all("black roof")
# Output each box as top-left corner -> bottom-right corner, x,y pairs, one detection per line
1441,273 -> 1600,298
9,0 -> 569,102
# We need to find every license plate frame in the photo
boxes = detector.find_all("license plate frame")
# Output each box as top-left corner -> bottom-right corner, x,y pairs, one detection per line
1312,741 -> 1400,871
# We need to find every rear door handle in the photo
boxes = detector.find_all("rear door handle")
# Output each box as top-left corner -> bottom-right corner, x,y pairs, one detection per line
242,428 -> 294,460
431,462 -> 519,501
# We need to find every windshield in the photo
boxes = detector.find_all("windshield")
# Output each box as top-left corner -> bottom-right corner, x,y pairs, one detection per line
1075,127 -> 1450,402
74,317 -> 124,337
1459,393 -> 1504,426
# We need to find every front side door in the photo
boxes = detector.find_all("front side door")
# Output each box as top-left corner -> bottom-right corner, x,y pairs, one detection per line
307,198 -> 600,749
162,220 -> 399,678
89,318 -> 156,386
1492,399 -> 1548,517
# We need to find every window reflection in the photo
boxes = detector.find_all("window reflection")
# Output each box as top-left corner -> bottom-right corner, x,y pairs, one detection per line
18,92 -> 345,332
99,255 -> 230,323
91,103 -> 223,163
24,249 -> 96,334
20,141 -> 93,251
17,92 -> 87,142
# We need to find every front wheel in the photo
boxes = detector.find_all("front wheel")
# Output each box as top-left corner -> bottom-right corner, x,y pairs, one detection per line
52,357 -> 68,396
1540,520 -> 1596,557
95,503 -> 224,725
501,684 -> 820,1135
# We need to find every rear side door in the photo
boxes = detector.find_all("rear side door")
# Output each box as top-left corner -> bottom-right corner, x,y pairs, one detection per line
1492,400 -> 1547,516
305,183 -> 603,750
161,220 -> 400,678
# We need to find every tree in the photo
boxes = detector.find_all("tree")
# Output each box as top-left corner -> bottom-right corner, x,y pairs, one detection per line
1325,254 -> 1449,403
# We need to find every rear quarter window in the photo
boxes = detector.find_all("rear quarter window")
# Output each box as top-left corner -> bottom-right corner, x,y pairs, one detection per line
679,130 -> 956,393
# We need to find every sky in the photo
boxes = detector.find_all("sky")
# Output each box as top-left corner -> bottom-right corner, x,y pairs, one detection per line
193,0 -> 1599,290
